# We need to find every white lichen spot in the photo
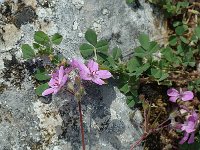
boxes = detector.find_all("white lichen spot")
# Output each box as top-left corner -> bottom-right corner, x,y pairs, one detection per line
72,0 -> 84,9
93,19 -> 104,33
110,108 -> 118,119
0,0 -> 18,3
23,0 -> 37,8
102,8 -> 109,15
72,20 -> 79,30
152,51 -> 162,61
36,7 -> 53,20
78,32 -> 83,38
0,24 -> 22,51
33,100 -> 62,148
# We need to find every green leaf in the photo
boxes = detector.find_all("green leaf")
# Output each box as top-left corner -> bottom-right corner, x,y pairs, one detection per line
134,47 -> 146,58
79,43 -> 94,59
180,36 -> 188,44
195,26 -> 200,38
134,63 -> 150,77
138,34 -> 150,50
35,69 -> 50,81
107,56 -> 116,68
149,41 -> 159,53
51,33 -> 63,45
175,25 -> 188,35
127,99 -> 135,107
187,82 -> 194,91
35,83 -> 49,96
169,36 -> 177,46
162,47 -> 175,62
119,83 -> 130,94
126,0 -> 135,4
112,47 -> 122,60
151,68 -> 161,78
34,31 -> 50,46
85,29 -> 97,46
158,72 -> 169,81
151,68 -> 169,81
21,44 -> 35,59
33,43 -> 40,49
126,92 -> 139,108
177,2 -> 189,9
96,40 -> 109,53
182,51 -> 195,67
127,57 -> 141,73
173,21 -> 182,27
43,47 -> 53,54
97,52 -> 108,64
177,44 -> 184,55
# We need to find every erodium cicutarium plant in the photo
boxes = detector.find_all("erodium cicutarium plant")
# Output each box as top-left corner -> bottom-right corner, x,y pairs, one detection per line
22,1 -> 200,147
41,59 -> 112,150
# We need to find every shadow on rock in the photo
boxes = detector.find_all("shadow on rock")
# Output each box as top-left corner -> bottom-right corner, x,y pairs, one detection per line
56,82 -> 126,150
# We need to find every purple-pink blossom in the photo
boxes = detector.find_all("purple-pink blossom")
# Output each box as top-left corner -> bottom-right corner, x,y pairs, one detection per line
42,66 -> 68,96
167,88 -> 194,102
71,59 -> 112,85
179,111 -> 198,144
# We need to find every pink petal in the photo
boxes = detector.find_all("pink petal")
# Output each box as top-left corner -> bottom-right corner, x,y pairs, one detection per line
42,88 -> 54,96
79,71 -> 91,80
65,67 -> 73,74
188,132 -> 195,144
59,66 -> 64,84
179,132 -> 189,144
169,96 -> 179,102
96,70 -> 112,79
50,70 -> 59,78
53,88 -> 59,94
181,91 -> 194,101
60,75 -> 68,87
71,59 -> 90,74
92,78 -> 105,85
48,78 -> 56,87
167,88 -> 179,97
87,60 -> 98,72
70,59 -> 79,68
184,121 -> 195,133
185,128 -> 195,133
191,111 -> 198,120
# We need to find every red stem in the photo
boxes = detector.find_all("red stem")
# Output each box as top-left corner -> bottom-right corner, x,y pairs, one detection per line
130,134 -> 148,150
78,101 -> 86,150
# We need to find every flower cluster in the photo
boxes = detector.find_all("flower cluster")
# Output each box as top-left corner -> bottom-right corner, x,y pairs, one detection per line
167,88 -> 194,102
167,88 -> 199,144
179,111 -> 198,144
42,59 -> 112,96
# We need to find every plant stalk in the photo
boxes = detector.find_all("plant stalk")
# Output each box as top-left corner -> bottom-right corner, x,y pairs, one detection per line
78,101 -> 86,150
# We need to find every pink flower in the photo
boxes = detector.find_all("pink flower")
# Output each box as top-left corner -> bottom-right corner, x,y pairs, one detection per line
179,111 -> 198,144
71,59 -> 112,85
167,88 -> 194,102
42,66 -> 68,96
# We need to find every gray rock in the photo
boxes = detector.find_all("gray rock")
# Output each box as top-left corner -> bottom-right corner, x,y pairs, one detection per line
0,0 -> 167,149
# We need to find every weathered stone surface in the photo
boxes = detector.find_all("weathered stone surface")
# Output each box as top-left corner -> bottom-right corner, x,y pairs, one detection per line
0,0 -> 166,149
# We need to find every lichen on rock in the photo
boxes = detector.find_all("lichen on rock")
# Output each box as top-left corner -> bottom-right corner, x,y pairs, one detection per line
0,0 -> 167,149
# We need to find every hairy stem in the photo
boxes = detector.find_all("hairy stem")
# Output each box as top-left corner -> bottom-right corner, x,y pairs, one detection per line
78,101 -> 86,150
130,133 -> 148,150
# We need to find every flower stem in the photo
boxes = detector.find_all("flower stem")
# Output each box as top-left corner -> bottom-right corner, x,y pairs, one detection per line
93,46 -> 98,61
78,101 -> 86,150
